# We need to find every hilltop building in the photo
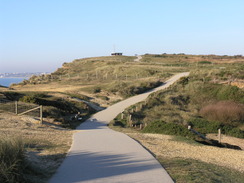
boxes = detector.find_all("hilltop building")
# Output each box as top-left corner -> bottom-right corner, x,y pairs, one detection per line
111,52 -> 123,56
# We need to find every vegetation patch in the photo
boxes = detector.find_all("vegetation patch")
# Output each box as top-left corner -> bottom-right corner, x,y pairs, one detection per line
0,138 -> 46,183
159,157 -> 244,183
108,80 -> 162,98
198,61 -> 212,64
199,101 -> 244,125
1,91 -> 95,129
189,118 -> 244,138
143,121 -> 195,138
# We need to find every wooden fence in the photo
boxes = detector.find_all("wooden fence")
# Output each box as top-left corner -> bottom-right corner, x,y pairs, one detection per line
0,99 -> 43,124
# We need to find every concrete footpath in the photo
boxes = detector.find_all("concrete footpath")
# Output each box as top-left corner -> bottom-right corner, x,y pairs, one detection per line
49,72 -> 189,183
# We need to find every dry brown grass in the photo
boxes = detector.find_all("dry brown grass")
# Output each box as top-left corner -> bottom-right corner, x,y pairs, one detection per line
109,125 -> 244,172
0,112 -> 73,181
126,132 -> 244,172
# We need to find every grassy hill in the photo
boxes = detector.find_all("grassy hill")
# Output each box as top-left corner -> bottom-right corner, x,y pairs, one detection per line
5,54 -> 244,128
1,54 -> 244,182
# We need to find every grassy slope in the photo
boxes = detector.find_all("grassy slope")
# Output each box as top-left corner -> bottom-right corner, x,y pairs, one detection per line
111,57 -> 244,138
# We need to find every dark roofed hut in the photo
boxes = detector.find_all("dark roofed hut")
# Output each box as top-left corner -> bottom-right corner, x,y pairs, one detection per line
111,53 -> 123,56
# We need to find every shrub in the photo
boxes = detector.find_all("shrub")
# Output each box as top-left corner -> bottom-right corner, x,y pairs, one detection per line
93,87 -> 101,93
223,127 -> 244,138
189,118 -> 222,134
143,121 -> 194,138
178,77 -> 189,86
198,61 -> 212,64
199,101 -> 244,124
19,95 -> 37,103
189,118 -> 244,138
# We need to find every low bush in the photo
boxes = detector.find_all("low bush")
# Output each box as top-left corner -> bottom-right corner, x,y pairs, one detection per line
189,118 -> 244,138
198,61 -> 212,64
178,77 -> 189,86
93,87 -> 101,93
19,95 -> 37,103
189,118 -> 222,134
199,101 -> 244,124
143,121 -> 195,138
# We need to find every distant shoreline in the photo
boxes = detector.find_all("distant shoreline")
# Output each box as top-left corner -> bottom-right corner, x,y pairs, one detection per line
0,77 -> 30,78
0,77 -> 29,87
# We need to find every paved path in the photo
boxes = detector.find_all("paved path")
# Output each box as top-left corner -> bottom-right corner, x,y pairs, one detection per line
49,72 -> 189,183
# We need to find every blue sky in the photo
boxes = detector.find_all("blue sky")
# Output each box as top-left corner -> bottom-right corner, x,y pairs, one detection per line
0,0 -> 244,73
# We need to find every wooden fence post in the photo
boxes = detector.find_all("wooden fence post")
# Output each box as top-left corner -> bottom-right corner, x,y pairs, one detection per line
128,114 -> 132,126
128,114 -> 132,121
15,101 -> 18,114
218,129 -> 221,143
40,105 -> 43,124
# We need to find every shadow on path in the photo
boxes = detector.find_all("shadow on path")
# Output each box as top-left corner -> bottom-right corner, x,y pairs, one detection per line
51,151 -> 162,183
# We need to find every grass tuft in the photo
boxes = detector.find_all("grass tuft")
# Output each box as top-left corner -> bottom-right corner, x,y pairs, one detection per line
0,138 -> 25,183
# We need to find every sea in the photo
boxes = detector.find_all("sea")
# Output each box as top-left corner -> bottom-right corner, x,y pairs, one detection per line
0,77 -> 29,87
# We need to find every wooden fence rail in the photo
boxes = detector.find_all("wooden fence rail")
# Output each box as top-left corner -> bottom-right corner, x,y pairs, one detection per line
0,100 -> 43,124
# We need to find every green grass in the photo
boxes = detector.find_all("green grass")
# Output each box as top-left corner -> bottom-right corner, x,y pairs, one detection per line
158,157 -> 244,183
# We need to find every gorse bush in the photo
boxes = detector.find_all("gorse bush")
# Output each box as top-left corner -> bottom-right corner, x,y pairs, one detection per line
189,118 -> 222,134
19,95 -> 37,103
198,61 -> 212,64
143,121 -> 195,138
189,118 -> 244,138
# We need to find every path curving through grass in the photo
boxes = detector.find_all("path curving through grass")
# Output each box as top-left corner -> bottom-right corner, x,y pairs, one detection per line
49,72 -> 189,183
